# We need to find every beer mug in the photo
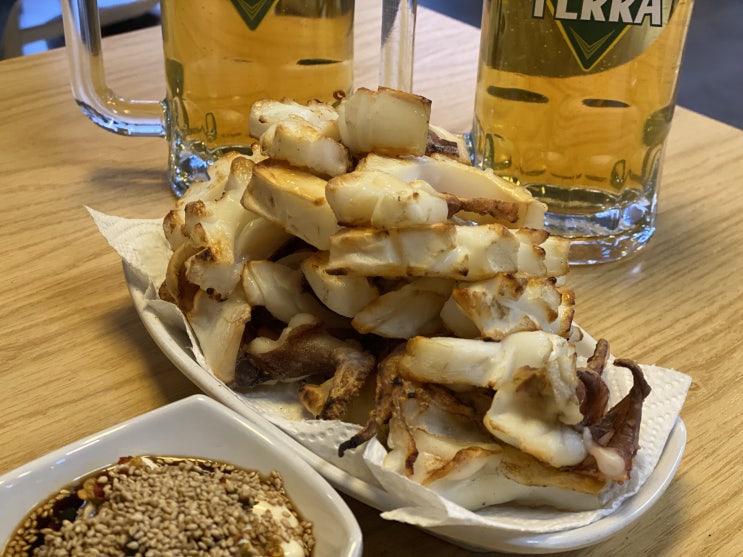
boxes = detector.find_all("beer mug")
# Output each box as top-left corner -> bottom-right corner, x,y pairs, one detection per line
469,0 -> 695,264
61,0 -> 355,196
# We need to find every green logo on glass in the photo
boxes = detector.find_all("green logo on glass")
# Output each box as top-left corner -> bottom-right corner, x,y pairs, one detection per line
231,0 -> 278,30
533,0 -> 665,71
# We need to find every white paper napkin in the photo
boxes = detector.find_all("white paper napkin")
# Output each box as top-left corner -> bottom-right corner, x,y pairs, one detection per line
89,207 -> 692,534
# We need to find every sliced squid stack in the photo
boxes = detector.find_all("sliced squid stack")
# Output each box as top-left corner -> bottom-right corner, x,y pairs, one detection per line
157,86 -> 651,512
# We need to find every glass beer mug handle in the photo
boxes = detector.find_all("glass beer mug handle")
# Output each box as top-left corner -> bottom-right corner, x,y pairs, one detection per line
60,0 -> 165,137
380,0 -> 417,92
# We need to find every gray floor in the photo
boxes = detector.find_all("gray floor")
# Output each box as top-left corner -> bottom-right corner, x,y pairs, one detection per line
421,0 -> 743,130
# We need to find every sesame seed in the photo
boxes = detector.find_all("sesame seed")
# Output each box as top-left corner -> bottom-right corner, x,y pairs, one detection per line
2,457 -> 315,557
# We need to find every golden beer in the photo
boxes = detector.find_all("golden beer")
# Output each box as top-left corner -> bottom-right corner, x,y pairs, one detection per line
470,0 -> 694,263
161,0 -> 354,194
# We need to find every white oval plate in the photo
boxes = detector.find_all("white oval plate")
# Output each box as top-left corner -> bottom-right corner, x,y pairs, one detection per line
0,395 -> 362,557
124,266 -> 686,554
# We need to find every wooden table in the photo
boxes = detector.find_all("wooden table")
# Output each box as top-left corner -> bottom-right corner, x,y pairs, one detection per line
1,2 -> 741,555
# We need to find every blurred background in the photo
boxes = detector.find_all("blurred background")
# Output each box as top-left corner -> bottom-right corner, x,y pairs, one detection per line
1,0 -> 740,130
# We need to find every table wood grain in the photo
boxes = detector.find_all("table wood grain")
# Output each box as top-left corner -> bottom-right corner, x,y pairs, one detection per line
0,2 -> 741,555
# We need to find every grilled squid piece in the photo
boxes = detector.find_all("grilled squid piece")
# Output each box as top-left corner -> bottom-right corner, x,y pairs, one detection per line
572,358 -> 652,481
337,87 -> 431,158
326,223 -> 569,280
325,169 -> 522,229
338,345 -> 406,457
448,275 -> 575,340
233,315 -> 375,423
577,338 -> 611,426
356,152 -> 545,228
340,337 -> 651,509
340,341 -> 614,510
